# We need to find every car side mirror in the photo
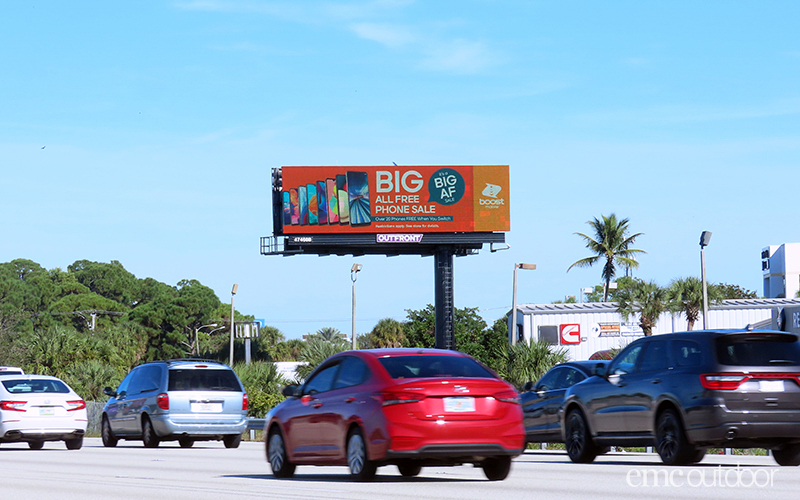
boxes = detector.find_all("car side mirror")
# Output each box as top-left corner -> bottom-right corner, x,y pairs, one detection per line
103,387 -> 118,398
523,381 -> 534,392
594,363 -> 608,378
281,384 -> 300,397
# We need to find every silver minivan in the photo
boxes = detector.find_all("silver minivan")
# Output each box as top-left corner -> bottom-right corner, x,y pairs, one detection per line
101,359 -> 248,448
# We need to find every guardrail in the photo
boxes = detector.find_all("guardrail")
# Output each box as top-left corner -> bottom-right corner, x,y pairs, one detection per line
247,418 -> 265,431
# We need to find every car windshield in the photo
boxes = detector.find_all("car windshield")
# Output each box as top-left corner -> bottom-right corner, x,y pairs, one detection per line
378,355 -> 495,379
716,334 -> 800,366
2,379 -> 70,394
168,369 -> 242,391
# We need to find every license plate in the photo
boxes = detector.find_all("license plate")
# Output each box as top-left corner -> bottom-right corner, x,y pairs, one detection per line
443,397 -> 475,412
759,380 -> 785,392
39,408 -> 55,416
191,402 -> 223,413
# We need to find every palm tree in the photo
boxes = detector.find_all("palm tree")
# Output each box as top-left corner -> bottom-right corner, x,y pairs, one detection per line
369,318 -> 406,348
568,214 -> 645,301
667,277 -> 723,330
503,340 -> 568,391
615,279 -> 667,336
314,327 -> 345,342
295,336 -> 348,380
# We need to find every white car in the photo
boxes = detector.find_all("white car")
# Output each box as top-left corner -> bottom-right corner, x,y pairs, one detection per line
0,375 -> 88,449
0,366 -> 25,376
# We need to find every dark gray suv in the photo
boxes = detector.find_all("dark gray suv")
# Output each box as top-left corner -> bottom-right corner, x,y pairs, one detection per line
102,359 -> 248,448
561,329 -> 800,466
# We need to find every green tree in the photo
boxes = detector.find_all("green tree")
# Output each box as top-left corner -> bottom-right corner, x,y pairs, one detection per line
313,327 -> 346,342
0,310 -> 27,366
233,362 -> 288,417
368,318 -> 406,348
715,283 -> 758,299
568,214 -> 645,301
272,338 -> 304,361
0,259 -> 53,321
295,335 -> 349,380
615,279 -> 668,336
23,325 -> 91,375
503,340 -> 568,391
68,260 -> 140,307
402,305 -> 490,354
403,305 -> 436,349
668,277 -> 724,330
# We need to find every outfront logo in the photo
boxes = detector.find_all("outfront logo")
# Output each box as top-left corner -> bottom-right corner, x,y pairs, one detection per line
482,183 -> 502,198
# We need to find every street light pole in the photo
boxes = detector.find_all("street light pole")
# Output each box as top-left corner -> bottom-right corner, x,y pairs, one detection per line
230,284 -> 238,365
351,264 -> 362,349
511,263 -> 536,346
194,323 -> 218,356
700,231 -> 712,330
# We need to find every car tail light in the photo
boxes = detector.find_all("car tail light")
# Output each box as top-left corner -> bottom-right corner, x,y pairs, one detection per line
242,393 -> 249,411
157,393 -> 169,410
493,390 -> 521,404
380,391 -> 426,406
701,372 -> 800,390
66,400 -> 86,411
0,401 -> 26,412
701,373 -> 751,390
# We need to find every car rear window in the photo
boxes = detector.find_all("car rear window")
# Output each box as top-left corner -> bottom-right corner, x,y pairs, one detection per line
716,334 -> 800,366
378,355 -> 495,379
2,379 -> 70,394
168,369 -> 242,391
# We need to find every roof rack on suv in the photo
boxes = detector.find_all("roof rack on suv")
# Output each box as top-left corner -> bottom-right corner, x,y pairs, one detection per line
164,358 -> 225,365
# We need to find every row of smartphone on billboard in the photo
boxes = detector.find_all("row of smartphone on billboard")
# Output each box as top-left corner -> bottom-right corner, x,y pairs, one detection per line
283,171 -> 371,227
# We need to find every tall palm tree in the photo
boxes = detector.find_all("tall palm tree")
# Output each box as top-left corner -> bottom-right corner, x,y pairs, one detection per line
668,277 -> 724,330
615,279 -> 667,336
568,214 -> 645,301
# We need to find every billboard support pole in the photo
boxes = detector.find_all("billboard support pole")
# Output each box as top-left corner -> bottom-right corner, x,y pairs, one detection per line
435,248 -> 455,350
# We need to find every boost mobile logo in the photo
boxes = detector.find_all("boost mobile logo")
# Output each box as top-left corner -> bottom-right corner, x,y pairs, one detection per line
482,183 -> 502,198
480,183 -> 505,206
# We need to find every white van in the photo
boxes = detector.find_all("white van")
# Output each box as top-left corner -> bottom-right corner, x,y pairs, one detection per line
0,366 -> 25,376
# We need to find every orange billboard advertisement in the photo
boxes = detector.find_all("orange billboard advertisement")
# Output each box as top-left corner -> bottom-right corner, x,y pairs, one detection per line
279,166 -> 509,234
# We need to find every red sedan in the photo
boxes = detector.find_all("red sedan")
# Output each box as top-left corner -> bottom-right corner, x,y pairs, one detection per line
265,348 -> 524,481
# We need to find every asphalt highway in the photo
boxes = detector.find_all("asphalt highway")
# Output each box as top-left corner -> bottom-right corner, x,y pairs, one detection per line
1,438 -> 797,500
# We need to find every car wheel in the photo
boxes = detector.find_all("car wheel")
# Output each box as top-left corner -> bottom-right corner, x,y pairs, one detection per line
223,434 -> 241,449
101,417 -> 118,447
267,428 -> 296,478
565,409 -> 597,464
482,456 -> 512,481
655,409 -> 695,465
179,438 -> 194,448
397,462 -> 422,477
773,444 -> 800,466
142,418 -> 160,448
28,440 -> 44,450
688,448 -> 706,464
65,437 -> 83,450
347,428 -> 377,481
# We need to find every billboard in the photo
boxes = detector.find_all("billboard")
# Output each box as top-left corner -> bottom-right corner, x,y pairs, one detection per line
279,166 -> 510,234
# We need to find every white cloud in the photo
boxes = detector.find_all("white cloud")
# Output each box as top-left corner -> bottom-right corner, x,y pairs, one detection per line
571,98 -> 800,125
419,38 -> 498,74
349,22 -> 416,48
175,0 -> 501,74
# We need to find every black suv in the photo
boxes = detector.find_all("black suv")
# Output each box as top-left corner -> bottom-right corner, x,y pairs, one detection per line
561,329 -> 800,466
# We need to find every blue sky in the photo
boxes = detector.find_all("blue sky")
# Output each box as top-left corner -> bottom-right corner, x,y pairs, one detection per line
2,1 -> 798,339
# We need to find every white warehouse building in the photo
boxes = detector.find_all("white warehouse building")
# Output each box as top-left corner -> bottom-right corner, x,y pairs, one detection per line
509,298 -> 800,361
